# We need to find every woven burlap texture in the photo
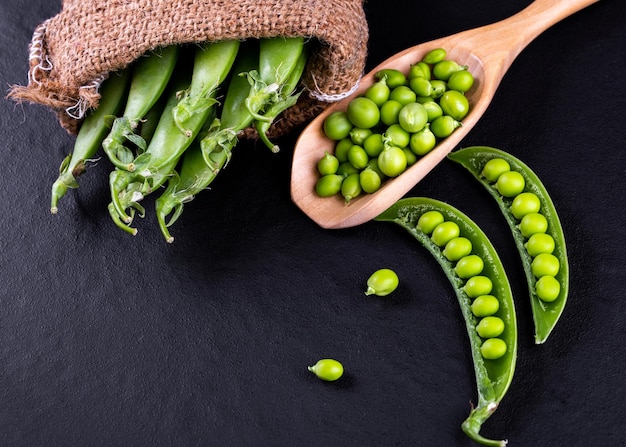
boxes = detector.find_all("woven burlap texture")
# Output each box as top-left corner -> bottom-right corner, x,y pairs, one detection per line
10,0 -> 368,136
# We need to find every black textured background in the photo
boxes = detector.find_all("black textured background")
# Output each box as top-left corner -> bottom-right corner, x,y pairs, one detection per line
1,1 -> 624,446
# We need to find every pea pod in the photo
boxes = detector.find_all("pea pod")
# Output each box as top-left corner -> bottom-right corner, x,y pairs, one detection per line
50,68 -> 131,214
376,197 -> 517,447
448,146 -> 568,344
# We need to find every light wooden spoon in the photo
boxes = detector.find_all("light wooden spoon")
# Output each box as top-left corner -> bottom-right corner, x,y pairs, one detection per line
291,0 -> 599,229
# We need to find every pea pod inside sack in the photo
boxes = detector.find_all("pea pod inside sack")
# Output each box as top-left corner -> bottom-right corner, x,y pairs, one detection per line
448,146 -> 569,344
376,197 -> 517,447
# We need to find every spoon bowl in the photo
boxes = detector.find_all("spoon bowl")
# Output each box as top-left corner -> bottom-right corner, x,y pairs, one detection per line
291,0 -> 599,229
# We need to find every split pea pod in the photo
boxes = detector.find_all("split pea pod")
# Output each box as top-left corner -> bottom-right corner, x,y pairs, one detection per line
108,40 -> 239,231
376,197 -> 517,447
448,146 -> 569,344
102,45 -> 179,171
50,68 -> 131,214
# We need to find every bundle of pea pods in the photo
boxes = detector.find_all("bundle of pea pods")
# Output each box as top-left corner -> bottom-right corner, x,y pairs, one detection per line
51,37 -> 307,243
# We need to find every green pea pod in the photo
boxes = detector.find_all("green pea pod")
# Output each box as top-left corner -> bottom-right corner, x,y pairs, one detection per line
102,45 -> 179,171
258,36 -> 305,86
376,197 -> 517,447
108,40 -> 239,232
448,146 -> 569,344
50,68 -> 131,214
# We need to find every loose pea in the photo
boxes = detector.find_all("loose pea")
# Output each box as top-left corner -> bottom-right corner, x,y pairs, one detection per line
317,151 -> 339,175
496,171 -> 525,197
480,338 -> 507,360
378,146 -> 407,177
421,101 -> 443,122
415,62 -> 431,80
365,78 -> 391,107
350,127 -> 373,146
315,174 -> 343,197
367,158 -> 387,180
531,253 -> 560,278
442,236 -> 473,261
408,63 -> 425,79
403,147 -> 418,166
476,316 -> 505,338
447,70 -> 475,93
525,233 -> 556,256
535,275 -> 561,302
308,358 -> 344,381
365,268 -> 400,296
417,210 -> 445,234
410,126 -> 437,156
359,167 -> 382,193
464,276 -> 493,298
385,123 -> 411,148
481,158 -> 511,182
431,221 -> 461,247
376,69 -> 406,88
347,145 -> 369,170
422,48 -> 447,64
336,161 -> 359,177
398,102 -> 428,133
430,115 -> 461,138
333,138 -> 353,162
519,212 -> 549,238
363,133 -> 385,157
511,192 -> 541,220
389,86 -> 417,106
409,77 -> 433,97
433,60 -> 463,81
380,100 -> 403,126
341,173 -> 362,204
439,90 -> 470,121
429,80 -> 447,98
324,111 -> 353,140
454,254 -> 485,279
471,295 -> 500,317
347,97 -> 380,129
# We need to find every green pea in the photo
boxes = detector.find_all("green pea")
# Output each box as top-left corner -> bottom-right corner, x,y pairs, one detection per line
363,133 -> 385,157
378,146 -> 407,177
535,275 -> 561,302
525,233 -> 556,257
308,358 -> 344,381
317,151 -> 339,175
422,48 -> 447,64
439,90 -> 470,121
403,147 -> 418,166
531,253 -> 560,278
365,268 -> 399,296
464,276 -> 493,298
380,100 -> 403,126
376,69 -> 406,88
410,126 -> 437,156
315,174 -> 343,197
347,97 -> 380,129
341,173 -> 362,204
511,192 -> 541,220
447,70 -> 475,93
476,316 -> 505,338
519,212 -> 549,238
414,62 -> 431,80
480,338 -> 507,360
385,123 -> 411,148
408,63 -> 425,79
454,254 -> 485,279
398,102 -> 428,133
359,167 -> 382,194
367,158 -> 387,180
496,171 -> 526,197
333,138 -> 354,162
336,161 -> 359,177
471,295 -> 500,317
442,236 -> 473,261
430,115 -> 461,138
389,86 -> 417,105
365,78 -> 390,107
433,60 -> 463,81
429,80 -> 447,98
350,127 -> 373,146
347,145 -> 369,170
421,101 -> 443,122
409,77 -> 433,97
323,111 -> 353,141
417,210 -> 445,234
481,158 -> 511,182
431,221 -> 461,247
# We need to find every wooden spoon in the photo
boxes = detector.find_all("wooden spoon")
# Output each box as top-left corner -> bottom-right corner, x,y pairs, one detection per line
291,0 -> 599,229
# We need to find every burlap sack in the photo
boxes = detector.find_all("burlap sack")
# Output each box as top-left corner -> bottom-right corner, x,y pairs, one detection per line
9,0 -> 368,137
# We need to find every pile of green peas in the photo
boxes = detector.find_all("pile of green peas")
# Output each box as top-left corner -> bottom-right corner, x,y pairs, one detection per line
416,210 -> 507,360
481,158 -> 561,303
315,48 -> 475,202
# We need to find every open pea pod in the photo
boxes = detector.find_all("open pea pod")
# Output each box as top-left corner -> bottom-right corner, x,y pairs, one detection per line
448,146 -> 569,344
376,197 -> 517,447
